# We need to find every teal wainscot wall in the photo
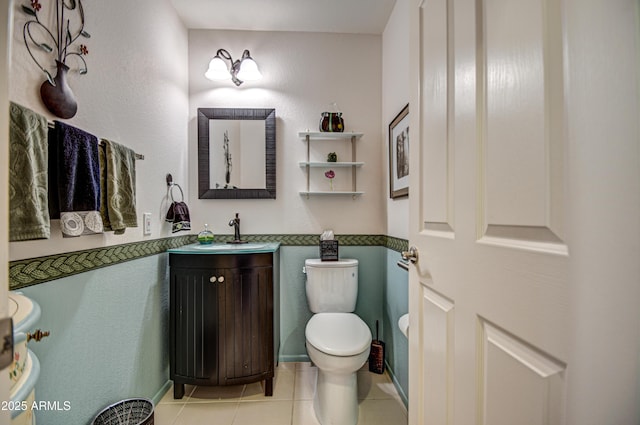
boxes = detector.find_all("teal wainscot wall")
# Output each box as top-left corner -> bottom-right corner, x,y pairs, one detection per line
9,234 -> 409,424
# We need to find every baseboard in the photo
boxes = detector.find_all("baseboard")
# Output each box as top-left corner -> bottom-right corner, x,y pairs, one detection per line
152,380 -> 173,405
278,354 -> 311,363
385,361 -> 408,409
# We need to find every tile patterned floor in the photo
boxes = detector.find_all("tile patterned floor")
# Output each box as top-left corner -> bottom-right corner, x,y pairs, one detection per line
155,362 -> 407,425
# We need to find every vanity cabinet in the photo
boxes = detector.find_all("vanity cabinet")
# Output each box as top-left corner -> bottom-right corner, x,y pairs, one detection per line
169,251 -> 278,398
298,131 -> 364,197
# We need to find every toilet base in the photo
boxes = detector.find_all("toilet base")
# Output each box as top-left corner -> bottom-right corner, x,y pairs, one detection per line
313,369 -> 359,425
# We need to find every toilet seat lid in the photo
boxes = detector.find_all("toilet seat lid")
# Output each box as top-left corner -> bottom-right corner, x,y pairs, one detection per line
306,313 -> 372,356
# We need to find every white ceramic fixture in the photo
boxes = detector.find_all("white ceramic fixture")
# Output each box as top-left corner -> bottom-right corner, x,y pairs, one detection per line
304,259 -> 372,425
398,314 -> 409,338
8,292 -> 42,425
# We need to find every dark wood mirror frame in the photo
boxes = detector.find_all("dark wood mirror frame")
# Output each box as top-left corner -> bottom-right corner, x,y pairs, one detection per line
198,108 -> 276,199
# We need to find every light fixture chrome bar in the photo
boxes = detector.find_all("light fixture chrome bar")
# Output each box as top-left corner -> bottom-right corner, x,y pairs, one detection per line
205,48 -> 262,86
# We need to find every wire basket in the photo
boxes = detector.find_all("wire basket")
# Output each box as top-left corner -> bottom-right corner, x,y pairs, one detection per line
91,398 -> 154,425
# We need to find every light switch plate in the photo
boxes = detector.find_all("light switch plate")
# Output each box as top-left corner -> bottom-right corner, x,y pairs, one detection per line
0,317 -> 13,370
143,213 -> 152,235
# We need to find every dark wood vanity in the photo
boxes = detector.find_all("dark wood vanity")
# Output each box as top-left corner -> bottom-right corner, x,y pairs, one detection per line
168,244 -> 280,398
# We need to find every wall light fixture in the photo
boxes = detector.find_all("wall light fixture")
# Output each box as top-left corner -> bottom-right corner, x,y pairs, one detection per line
205,49 -> 262,86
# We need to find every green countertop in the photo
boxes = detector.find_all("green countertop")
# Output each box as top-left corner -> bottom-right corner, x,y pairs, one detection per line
168,242 -> 281,255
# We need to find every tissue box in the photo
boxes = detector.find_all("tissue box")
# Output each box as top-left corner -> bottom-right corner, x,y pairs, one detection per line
319,240 -> 339,261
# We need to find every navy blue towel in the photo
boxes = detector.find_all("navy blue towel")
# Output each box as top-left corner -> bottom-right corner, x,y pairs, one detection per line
49,121 -> 104,237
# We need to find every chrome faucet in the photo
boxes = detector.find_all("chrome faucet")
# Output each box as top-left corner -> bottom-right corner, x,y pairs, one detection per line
228,213 -> 246,244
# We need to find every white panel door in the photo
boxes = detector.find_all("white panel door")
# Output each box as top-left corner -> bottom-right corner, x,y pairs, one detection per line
407,0 -> 640,424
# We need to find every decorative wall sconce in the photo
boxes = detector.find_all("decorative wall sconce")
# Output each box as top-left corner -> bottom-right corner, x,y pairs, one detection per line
21,0 -> 90,119
205,49 -> 262,86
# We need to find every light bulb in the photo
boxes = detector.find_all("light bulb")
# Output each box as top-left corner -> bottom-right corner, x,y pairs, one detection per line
205,56 -> 231,80
237,57 -> 262,81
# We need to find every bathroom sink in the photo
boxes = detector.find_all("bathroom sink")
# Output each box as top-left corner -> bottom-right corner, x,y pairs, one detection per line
8,292 -> 41,334
194,243 -> 266,250
168,242 -> 280,254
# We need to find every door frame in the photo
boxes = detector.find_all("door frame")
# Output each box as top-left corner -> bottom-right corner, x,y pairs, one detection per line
1,0 -> 14,421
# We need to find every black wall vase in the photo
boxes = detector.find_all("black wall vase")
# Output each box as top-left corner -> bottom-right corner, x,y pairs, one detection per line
40,60 -> 78,119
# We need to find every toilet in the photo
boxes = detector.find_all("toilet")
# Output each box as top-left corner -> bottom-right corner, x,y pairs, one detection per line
304,259 -> 372,425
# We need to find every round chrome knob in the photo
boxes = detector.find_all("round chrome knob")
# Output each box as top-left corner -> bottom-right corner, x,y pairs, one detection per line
401,246 -> 419,264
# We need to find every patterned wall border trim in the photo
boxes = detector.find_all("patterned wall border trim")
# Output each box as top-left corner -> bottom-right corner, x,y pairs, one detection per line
9,235 -> 196,290
384,235 -> 409,253
8,234 -> 409,290
211,234 -> 407,250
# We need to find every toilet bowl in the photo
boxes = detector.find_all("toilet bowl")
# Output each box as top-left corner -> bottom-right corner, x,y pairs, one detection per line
304,258 -> 372,425
305,312 -> 372,425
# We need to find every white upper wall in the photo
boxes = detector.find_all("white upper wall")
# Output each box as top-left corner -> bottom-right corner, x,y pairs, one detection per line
8,0 -> 189,260
382,0 -> 410,240
8,3 -> 394,261
188,30 -> 385,236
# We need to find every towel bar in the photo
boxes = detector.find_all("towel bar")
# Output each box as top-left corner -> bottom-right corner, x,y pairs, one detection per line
47,120 -> 144,160
98,140 -> 144,160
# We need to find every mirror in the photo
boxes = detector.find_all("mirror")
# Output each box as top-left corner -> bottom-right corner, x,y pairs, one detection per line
198,108 -> 276,199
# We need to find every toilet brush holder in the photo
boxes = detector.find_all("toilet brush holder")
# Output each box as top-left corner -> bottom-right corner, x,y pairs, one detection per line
369,320 -> 385,374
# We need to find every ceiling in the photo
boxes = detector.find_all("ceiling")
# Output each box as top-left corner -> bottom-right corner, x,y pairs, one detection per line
169,0 -> 397,34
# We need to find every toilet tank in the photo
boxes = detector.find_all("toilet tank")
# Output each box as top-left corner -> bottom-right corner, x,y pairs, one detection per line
305,259 -> 358,313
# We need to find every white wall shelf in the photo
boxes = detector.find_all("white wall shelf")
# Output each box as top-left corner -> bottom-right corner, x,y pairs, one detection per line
298,131 -> 364,140
298,161 -> 364,168
299,132 -> 365,198
299,191 -> 364,197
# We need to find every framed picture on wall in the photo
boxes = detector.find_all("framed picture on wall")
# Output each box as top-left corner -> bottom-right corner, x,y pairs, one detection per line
389,104 -> 409,198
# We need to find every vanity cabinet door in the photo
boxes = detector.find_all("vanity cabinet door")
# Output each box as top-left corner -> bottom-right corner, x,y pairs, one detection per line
219,264 -> 273,387
170,266 -> 223,393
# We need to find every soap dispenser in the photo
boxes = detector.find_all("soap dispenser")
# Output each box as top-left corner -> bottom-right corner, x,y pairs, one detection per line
197,224 -> 214,244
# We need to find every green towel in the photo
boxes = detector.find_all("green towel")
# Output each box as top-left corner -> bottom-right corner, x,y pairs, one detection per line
9,102 -> 50,241
99,138 -> 138,234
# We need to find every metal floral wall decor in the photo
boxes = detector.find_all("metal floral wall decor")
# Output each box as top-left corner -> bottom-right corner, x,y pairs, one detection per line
22,0 -> 90,118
